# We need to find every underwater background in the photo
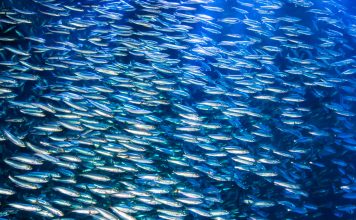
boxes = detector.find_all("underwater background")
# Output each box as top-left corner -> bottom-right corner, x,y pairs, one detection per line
0,0 -> 355,219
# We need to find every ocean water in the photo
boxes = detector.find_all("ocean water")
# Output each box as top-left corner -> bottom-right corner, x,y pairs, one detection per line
0,0 -> 355,219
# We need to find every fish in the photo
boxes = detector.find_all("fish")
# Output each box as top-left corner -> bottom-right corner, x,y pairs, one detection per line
0,0 -> 355,219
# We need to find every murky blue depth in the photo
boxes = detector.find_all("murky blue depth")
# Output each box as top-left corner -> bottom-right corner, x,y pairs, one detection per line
0,0 -> 355,219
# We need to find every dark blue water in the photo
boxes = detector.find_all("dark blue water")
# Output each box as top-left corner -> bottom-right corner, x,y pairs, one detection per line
0,0 -> 355,219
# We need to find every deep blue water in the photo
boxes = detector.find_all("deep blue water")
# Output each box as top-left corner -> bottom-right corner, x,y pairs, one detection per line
0,0 -> 355,219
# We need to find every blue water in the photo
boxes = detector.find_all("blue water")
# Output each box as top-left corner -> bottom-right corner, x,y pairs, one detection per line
0,0 -> 355,219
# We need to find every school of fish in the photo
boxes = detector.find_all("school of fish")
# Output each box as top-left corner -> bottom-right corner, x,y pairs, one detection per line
0,0 -> 355,219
